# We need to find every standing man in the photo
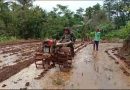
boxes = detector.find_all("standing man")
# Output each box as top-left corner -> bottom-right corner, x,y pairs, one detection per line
93,29 -> 101,51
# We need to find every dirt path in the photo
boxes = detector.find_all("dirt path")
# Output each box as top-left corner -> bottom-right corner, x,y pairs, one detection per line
64,43 -> 130,89
1,43 -> 130,89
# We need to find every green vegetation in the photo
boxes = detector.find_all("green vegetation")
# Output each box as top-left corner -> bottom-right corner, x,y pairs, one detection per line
0,0 -> 130,42
0,35 -> 18,43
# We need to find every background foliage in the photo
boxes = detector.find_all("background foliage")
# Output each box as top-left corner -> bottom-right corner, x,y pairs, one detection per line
0,0 -> 129,42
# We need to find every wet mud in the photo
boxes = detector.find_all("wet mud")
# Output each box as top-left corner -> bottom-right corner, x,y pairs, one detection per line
0,42 -> 41,82
1,43 -> 130,89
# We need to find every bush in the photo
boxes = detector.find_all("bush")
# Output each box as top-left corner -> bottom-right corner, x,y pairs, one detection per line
118,21 -> 130,39
0,35 -> 18,43
99,22 -> 114,37
102,21 -> 130,40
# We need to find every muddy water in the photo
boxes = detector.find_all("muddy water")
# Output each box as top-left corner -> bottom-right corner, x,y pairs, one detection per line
1,43 -> 130,89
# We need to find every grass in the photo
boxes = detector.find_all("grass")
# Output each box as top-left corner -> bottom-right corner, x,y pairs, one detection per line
0,36 -> 19,44
0,36 -> 39,45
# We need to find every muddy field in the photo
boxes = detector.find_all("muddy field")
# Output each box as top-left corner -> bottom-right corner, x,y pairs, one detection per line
0,43 -> 130,89
0,41 -> 42,82
0,41 -> 82,83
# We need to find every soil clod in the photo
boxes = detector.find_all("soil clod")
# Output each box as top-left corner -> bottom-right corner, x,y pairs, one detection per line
25,82 -> 30,86
2,84 -> 7,87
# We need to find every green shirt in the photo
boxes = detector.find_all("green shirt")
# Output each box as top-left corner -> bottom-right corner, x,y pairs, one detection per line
94,32 -> 101,41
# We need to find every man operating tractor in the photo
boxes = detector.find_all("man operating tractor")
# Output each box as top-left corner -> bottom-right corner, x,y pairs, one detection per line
58,27 -> 76,57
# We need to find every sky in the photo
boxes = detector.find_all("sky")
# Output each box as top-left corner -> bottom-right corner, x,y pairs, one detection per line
33,0 -> 103,12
